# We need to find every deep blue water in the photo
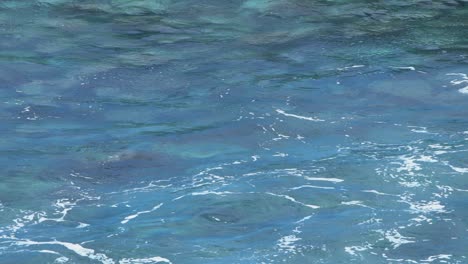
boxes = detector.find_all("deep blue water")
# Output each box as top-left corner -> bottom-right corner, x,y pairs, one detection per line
1,1 -> 468,263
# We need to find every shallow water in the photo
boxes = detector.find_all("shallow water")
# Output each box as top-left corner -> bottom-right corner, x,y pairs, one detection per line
1,0 -> 468,263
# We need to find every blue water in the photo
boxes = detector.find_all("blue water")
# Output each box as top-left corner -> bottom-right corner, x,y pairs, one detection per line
1,1 -> 468,263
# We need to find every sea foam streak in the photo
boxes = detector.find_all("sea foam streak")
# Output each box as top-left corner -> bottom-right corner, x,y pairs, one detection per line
16,240 -> 115,264
15,239 -> 172,264
119,257 -> 172,264
121,203 -> 163,224
446,73 -> 468,94
276,109 -> 324,122
266,192 -> 320,209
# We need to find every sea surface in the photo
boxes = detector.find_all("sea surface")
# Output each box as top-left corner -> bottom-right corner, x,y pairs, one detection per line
1,1 -> 468,263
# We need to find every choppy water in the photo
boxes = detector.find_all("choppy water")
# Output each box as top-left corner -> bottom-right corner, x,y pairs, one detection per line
1,0 -> 468,263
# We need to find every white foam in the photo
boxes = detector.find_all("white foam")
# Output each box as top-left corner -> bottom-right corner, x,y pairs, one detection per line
395,155 -> 436,176
341,200 -> 370,207
277,235 -> 302,253
446,73 -> 468,85
399,181 -> 422,188
409,200 -> 446,214
266,193 -> 319,209
382,229 -> 415,249
382,254 -> 420,263
408,126 -> 434,134
3,212 -> 40,234
391,66 -> 416,71
295,215 -> 313,224
459,86 -> 468,94
337,65 -> 365,71
273,152 -> 288,157
344,244 -> 370,256
401,194 -> 446,214
449,165 -> 468,173
191,191 -> 235,196
110,180 -> 173,194
446,73 -> 468,94
362,190 -> 396,196
17,240 -> 114,264
70,172 -> 93,180
418,155 -> 437,162
55,256 -> 70,263
38,250 -> 60,255
76,222 -> 90,228
276,109 -> 324,122
121,203 -> 163,224
304,176 -> 344,183
358,217 -> 382,225
291,185 -> 335,190
172,195 -> 187,201
421,254 -> 452,263
409,215 -> 432,226
339,200 -> 355,206
395,156 -> 421,175
428,144 -> 450,150
119,257 -> 172,264
38,197 -> 99,224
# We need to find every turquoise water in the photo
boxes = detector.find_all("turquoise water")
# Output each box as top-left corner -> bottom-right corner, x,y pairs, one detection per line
1,1 -> 468,263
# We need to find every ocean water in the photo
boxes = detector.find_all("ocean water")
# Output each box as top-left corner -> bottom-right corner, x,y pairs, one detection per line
1,0 -> 468,263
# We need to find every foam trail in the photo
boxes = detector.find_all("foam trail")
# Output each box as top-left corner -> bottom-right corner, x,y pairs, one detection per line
391,66 -> 415,71
266,192 -> 320,209
337,65 -> 365,71
448,165 -> 468,173
345,245 -> 370,256
119,257 -> 172,264
446,73 -> 468,94
17,240 -> 115,264
277,235 -> 302,253
421,254 -> 452,263
342,201 -> 374,209
291,185 -> 335,190
304,176 -> 344,183
191,191 -> 236,196
276,109 -> 324,122
121,203 -> 163,224
38,250 -> 61,255
381,229 -> 415,249
362,190 -> 397,196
